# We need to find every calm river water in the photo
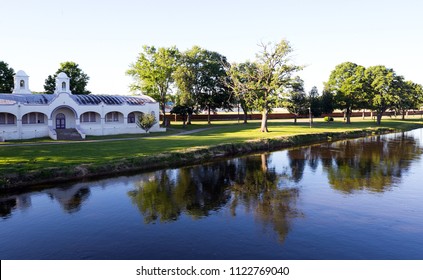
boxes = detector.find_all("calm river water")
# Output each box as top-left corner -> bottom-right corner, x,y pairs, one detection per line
1,129 -> 423,260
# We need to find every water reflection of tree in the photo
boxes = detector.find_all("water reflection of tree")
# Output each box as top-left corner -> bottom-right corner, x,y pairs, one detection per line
311,134 -> 422,193
128,163 -> 232,223
128,155 -> 301,242
230,154 -> 301,242
0,198 -> 17,219
287,149 -> 307,182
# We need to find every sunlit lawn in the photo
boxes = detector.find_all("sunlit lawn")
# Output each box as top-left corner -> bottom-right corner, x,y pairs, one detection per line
1,117 -> 422,176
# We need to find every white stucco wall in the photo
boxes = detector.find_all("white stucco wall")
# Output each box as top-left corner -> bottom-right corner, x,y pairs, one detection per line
0,92 -> 164,140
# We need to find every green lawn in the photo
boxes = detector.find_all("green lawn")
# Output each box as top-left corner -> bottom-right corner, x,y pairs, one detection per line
1,117 -> 422,177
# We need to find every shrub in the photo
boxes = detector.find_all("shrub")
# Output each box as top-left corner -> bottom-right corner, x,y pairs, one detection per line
137,113 -> 157,133
324,116 -> 334,122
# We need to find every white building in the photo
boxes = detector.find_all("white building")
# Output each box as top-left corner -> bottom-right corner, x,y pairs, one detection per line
0,71 -> 163,141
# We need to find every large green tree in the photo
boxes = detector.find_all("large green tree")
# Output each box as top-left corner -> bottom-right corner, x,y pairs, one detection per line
169,104 -> 192,127
364,65 -> 402,125
0,61 -> 15,93
325,62 -> 366,124
127,46 -> 180,126
320,88 -> 334,115
283,76 -> 308,124
308,86 -> 322,117
44,61 -> 90,94
225,61 -> 256,124
395,80 -> 423,119
235,40 -> 302,132
174,46 -> 232,125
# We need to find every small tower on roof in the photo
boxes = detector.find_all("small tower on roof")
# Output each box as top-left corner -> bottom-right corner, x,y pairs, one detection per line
12,70 -> 32,94
55,72 -> 71,94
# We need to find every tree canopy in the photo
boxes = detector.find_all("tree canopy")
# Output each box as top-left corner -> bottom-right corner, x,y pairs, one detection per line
127,45 -> 180,126
227,40 -> 303,132
225,62 -> 257,124
44,61 -> 90,94
308,86 -> 322,117
0,61 -> 15,93
174,46 -> 233,124
325,62 -> 366,124
283,76 -> 308,123
364,65 -> 402,125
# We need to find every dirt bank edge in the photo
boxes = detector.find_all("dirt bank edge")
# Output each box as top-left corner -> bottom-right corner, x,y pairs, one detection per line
0,128 -> 397,192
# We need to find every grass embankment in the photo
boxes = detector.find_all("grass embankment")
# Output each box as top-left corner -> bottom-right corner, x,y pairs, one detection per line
1,117 -> 422,190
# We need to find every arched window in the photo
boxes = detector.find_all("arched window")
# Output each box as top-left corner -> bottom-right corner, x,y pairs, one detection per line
20,80 -> 25,89
22,113 -> 46,124
106,111 -> 122,123
0,113 -> 16,125
62,82 -> 66,91
80,112 -> 97,123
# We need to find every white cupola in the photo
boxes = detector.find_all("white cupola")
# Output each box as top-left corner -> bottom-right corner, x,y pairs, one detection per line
12,70 -> 32,94
55,72 -> 71,94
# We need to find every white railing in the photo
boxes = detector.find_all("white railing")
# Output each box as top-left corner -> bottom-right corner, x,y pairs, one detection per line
48,126 -> 57,140
75,125 -> 86,139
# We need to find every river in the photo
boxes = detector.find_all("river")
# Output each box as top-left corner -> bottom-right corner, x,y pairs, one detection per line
1,129 -> 423,259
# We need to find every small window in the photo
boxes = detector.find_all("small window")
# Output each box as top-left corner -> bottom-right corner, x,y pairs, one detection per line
37,113 -> 45,123
82,113 -> 90,122
20,80 -> 25,89
8,114 -> 15,124
0,113 -> 5,124
90,112 -> 96,122
62,82 -> 66,91
29,113 -> 36,124
128,113 -> 135,123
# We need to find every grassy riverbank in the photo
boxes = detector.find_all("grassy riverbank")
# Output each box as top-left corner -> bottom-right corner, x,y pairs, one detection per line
1,117 -> 422,189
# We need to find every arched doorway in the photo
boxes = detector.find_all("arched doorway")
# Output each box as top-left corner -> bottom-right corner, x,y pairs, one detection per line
52,106 -> 77,130
56,113 -> 66,129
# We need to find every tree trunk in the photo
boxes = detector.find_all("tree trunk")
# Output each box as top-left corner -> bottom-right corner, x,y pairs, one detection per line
294,115 -> 297,124
240,103 -> 248,124
161,103 -> 166,126
261,154 -> 268,172
260,110 -> 269,132
187,113 -> 192,125
243,111 -> 248,124
402,111 -> 406,120
182,114 -> 186,127
376,113 -> 383,125
207,106 -> 211,125
345,107 -> 351,124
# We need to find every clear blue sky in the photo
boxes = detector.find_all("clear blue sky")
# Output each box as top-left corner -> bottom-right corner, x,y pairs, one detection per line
1,0 -> 422,95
